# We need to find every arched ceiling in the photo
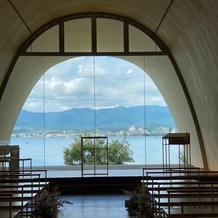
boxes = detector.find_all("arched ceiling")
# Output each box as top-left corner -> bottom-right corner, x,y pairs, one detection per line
0,0 -> 218,170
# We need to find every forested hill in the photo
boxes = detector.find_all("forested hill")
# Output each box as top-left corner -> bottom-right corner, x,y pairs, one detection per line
14,105 -> 176,132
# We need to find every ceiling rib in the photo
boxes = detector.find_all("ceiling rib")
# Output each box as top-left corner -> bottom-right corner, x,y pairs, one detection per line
155,0 -> 175,34
8,0 -> 33,34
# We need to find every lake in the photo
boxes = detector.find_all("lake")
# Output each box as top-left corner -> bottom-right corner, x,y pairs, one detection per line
10,136 -> 180,166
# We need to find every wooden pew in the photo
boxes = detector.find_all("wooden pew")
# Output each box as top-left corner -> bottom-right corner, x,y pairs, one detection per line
143,169 -> 218,181
0,170 -> 48,217
149,183 -> 218,216
162,201 -> 218,217
0,192 -> 29,218
162,189 -> 218,217
0,193 -> 13,218
142,166 -> 201,180
141,167 -> 218,217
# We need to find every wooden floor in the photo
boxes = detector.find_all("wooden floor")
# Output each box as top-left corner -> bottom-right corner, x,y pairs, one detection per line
58,194 -> 130,218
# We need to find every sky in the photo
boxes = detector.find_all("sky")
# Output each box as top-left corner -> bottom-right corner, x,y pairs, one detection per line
23,56 -> 166,112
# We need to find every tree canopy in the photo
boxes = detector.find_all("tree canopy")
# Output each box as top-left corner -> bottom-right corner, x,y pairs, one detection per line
63,135 -> 134,165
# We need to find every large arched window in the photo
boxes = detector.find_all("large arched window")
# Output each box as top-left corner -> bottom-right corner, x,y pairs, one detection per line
5,13 -> 203,174
12,56 -> 177,173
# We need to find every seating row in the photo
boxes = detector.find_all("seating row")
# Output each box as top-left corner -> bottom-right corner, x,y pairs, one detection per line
0,169 -> 48,218
141,167 -> 218,217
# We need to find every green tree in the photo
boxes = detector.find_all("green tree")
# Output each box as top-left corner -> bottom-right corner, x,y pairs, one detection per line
63,135 -> 134,165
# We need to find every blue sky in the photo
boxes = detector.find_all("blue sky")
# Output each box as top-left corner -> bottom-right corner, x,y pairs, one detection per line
23,56 -> 166,112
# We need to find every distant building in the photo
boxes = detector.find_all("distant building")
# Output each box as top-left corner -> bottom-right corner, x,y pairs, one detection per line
129,126 -> 136,135
137,127 -> 145,135
154,126 -> 169,135
170,128 -> 178,133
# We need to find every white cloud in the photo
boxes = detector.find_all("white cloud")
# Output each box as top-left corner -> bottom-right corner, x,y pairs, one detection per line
23,56 -> 166,112
126,68 -> 133,74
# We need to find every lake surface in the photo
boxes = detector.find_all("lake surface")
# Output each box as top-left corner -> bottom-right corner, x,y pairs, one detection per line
10,136 -> 180,167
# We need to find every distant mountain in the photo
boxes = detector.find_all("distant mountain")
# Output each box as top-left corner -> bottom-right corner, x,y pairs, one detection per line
14,105 -> 176,132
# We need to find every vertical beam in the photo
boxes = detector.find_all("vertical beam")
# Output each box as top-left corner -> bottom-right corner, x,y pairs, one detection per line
124,21 -> 129,53
92,17 -> 97,54
59,22 -> 65,54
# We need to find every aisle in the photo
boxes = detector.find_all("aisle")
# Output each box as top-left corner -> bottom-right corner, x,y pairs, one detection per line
59,194 -> 129,218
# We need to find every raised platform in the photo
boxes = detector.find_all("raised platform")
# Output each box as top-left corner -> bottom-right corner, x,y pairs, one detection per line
49,176 -> 142,195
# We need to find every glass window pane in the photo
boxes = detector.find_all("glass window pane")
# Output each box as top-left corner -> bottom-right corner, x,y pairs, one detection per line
65,18 -> 91,52
27,26 -> 59,52
129,25 -> 161,52
12,56 -> 177,171
97,18 -> 123,52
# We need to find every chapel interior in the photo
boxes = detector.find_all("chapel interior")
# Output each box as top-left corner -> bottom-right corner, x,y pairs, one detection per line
0,0 -> 218,217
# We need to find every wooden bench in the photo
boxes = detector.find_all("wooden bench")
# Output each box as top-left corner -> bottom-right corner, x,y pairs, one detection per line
0,170 -> 48,217
149,185 -> 218,216
146,180 -> 218,195
161,189 -> 218,215
0,192 -> 28,218
142,167 -> 201,180
143,169 -> 218,180
141,168 -> 218,217
162,201 -> 218,217
0,193 -> 13,218
0,185 -> 36,217
3,169 -> 48,179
